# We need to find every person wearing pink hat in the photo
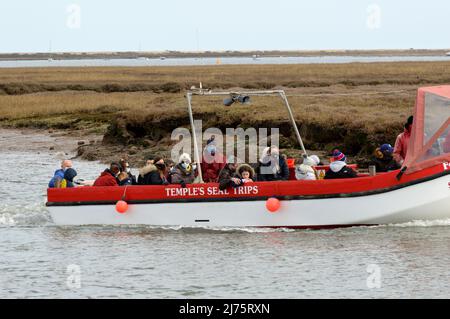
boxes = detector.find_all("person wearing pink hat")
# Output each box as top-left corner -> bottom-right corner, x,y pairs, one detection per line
324,150 -> 358,179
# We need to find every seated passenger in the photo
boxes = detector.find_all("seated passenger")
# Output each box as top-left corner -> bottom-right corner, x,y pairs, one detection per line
119,158 -> 137,185
218,156 -> 240,190
201,139 -> 226,183
324,150 -> 358,179
170,153 -> 196,186
139,157 -> 169,185
370,144 -> 400,172
236,164 -> 256,184
295,164 -> 317,181
117,172 -> 133,186
296,155 -> 321,180
93,163 -> 121,187
48,159 -> 73,188
62,168 -> 78,188
256,146 -> 289,181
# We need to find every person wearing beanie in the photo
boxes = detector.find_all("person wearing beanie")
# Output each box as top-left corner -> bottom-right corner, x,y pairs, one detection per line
170,153 -> 196,186
324,150 -> 358,179
62,168 -> 77,188
394,115 -> 413,165
370,143 -> 400,172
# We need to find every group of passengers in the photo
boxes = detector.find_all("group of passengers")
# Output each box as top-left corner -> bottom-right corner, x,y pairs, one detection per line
48,116 -> 416,189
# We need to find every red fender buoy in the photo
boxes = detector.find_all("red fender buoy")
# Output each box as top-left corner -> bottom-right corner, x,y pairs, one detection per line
116,200 -> 128,214
266,197 -> 281,213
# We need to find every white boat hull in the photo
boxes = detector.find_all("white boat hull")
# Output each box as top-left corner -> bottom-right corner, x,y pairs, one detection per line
48,175 -> 450,228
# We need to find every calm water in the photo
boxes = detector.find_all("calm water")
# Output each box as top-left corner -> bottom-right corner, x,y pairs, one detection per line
1,130 -> 450,299
1,55 -> 450,68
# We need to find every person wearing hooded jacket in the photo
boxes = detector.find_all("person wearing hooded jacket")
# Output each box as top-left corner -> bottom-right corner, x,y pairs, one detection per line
170,153 -> 196,186
93,163 -> 120,186
324,150 -> 358,179
138,157 -> 168,185
218,156 -> 240,190
236,163 -> 256,184
256,146 -> 290,182
370,144 -> 400,172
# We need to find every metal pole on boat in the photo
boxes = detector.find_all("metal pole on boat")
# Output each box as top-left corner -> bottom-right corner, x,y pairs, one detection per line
278,91 -> 308,156
186,92 -> 204,183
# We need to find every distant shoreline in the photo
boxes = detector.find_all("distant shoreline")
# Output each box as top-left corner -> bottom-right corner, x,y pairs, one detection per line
1,49 -> 450,61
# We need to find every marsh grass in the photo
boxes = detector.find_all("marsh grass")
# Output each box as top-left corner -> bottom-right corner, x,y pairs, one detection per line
0,62 -> 448,155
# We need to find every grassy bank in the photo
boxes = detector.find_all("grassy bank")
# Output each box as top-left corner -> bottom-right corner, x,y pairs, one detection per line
1,49 -> 449,60
1,62 -> 449,164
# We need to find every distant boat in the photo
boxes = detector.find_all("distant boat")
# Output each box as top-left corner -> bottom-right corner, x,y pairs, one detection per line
160,56 -> 166,60
48,58 -> 54,62
446,52 -> 450,56
137,57 -> 149,61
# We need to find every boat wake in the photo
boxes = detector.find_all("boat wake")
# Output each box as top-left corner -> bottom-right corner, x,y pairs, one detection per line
384,219 -> 450,228
0,203 -> 51,227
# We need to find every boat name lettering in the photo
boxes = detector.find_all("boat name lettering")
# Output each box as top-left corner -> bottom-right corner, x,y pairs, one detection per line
444,162 -> 450,171
165,185 -> 259,197
232,185 -> 259,195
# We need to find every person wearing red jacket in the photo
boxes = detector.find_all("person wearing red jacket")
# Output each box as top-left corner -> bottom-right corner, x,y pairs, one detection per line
201,142 -> 226,183
394,116 -> 413,166
93,163 -> 121,187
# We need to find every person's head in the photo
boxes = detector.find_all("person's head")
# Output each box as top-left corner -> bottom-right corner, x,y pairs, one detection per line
241,170 -> 251,180
165,159 -> 175,170
152,157 -> 166,171
110,163 -> 121,176
64,168 -> 77,182
303,156 -> 316,167
332,149 -> 347,163
405,115 -> 414,131
310,155 -> 321,166
61,160 -> 73,170
206,144 -> 217,156
178,153 -> 192,171
119,159 -> 131,173
380,143 -> 394,156
146,158 -> 154,166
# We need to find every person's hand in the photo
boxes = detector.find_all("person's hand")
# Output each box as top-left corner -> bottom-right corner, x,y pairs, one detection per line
231,178 -> 241,185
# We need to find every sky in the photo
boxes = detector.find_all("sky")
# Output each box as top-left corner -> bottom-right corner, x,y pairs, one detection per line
0,0 -> 449,53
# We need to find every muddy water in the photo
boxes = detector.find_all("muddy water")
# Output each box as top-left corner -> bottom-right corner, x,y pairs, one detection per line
1,55 -> 450,68
1,129 -> 450,299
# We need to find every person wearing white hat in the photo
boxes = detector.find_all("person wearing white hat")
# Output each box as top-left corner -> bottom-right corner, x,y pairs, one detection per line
170,153 -> 196,186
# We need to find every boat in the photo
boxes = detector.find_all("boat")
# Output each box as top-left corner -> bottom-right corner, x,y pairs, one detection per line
446,52 -> 450,57
47,86 -> 450,228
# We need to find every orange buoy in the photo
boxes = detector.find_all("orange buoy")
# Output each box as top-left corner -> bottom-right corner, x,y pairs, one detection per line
116,200 -> 128,214
266,197 -> 281,213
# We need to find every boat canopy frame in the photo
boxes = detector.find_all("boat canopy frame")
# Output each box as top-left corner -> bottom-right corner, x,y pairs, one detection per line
186,89 -> 307,183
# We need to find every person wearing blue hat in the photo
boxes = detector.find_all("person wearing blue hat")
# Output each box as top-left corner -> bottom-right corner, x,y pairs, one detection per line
324,149 -> 358,179
371,143 -> 400,172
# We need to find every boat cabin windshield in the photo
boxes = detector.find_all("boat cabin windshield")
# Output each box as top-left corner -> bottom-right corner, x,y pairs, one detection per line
404,86 -> 450,173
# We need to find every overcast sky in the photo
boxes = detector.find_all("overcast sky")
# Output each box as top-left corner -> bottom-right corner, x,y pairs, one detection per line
1,0 -> 449,53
